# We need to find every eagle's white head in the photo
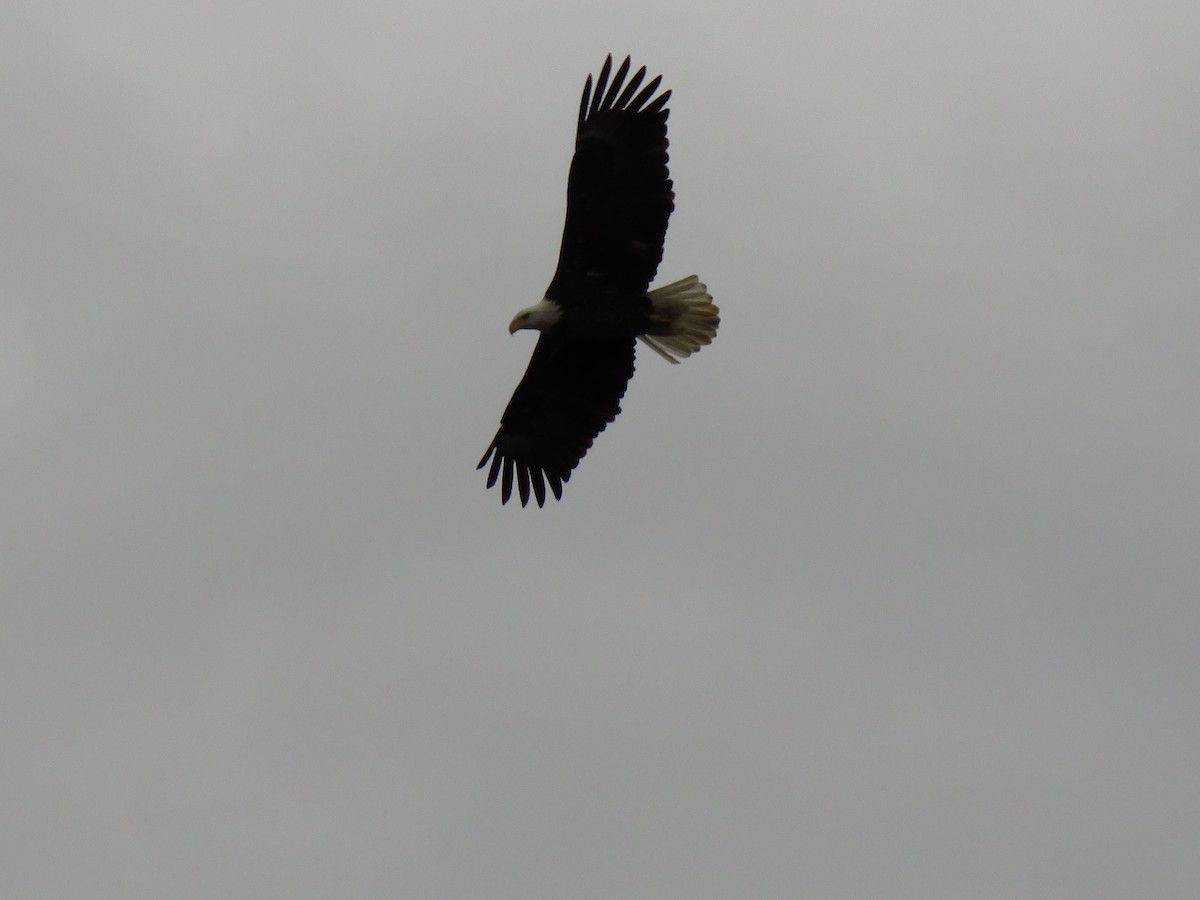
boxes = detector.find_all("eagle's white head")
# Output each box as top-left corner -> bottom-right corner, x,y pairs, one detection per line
509,297 -> 563,334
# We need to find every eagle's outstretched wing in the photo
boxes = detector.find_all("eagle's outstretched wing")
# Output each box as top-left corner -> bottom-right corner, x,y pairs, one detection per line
477,334 -> 635,507
549,54 -> 674,296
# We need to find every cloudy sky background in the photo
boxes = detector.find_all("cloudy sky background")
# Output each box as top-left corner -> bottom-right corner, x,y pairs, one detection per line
4,1 -> 1199,897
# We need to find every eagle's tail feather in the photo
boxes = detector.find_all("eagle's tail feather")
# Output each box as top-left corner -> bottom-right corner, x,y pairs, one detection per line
639,275 -> 720,364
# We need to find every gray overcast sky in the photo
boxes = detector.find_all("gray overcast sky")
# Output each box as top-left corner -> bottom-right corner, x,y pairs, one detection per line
4,1 -> 1199,897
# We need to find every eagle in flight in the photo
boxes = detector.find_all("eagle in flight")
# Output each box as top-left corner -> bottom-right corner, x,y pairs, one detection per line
478,55 -> 719,506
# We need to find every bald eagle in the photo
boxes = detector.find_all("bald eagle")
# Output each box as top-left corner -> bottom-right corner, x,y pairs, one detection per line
478,55 -> 719,507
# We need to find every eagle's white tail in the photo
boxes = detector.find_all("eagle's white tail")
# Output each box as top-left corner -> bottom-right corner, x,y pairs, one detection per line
639,275 -> 720,364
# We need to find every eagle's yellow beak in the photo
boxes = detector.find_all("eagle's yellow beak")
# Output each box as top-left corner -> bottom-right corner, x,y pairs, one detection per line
508,300 -> 558,335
